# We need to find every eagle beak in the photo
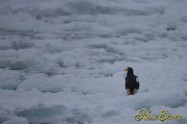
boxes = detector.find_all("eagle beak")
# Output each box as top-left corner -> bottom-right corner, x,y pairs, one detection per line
124,68 -> 128,72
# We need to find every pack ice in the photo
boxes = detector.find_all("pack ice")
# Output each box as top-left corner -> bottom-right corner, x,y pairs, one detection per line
0,0 -> 187,124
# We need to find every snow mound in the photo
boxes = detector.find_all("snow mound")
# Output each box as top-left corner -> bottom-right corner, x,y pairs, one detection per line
0,69 -> 22,90
16,104 -> 91,124
2,117 -> 29,124
18,75 -> 64,93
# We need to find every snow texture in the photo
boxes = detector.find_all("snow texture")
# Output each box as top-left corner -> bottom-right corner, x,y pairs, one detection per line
0,0 -> 187,124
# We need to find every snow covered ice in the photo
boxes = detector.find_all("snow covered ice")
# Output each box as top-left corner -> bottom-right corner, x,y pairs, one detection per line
0,0 -> 187,123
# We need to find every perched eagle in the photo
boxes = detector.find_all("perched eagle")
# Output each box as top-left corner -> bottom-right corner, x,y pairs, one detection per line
124,67 -> 140,95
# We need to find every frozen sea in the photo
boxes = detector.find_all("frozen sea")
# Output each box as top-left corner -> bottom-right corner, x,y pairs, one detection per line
0,0 -> 187,124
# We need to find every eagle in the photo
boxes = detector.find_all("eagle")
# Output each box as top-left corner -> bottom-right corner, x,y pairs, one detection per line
124,67 -> 140,95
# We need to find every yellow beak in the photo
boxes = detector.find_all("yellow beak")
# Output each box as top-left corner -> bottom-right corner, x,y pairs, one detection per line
124,68 -> 128,72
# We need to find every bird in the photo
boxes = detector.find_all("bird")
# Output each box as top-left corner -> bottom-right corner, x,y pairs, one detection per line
124,67 -> 139,95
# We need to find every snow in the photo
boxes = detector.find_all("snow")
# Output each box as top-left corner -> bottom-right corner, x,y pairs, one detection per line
0,0 -> 187,124
2,117 -> 29,124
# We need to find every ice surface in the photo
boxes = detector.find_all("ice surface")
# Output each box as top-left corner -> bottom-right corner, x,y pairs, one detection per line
2,117 -> 29,124
0,0 -> 187,123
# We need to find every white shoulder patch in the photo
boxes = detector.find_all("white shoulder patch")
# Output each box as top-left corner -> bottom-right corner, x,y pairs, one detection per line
136,77 -> 139,82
